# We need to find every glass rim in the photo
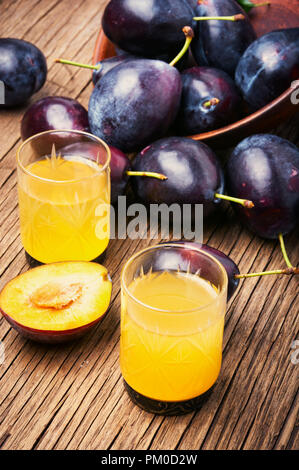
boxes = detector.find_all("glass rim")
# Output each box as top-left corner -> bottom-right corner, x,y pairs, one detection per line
121,242 -> 228,314
16,129 -> 111,183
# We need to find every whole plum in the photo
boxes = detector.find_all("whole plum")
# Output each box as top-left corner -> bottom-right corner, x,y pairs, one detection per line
102,0 -> 194,59
227,134 -> 299,239
88,59 -> 182,153
235,28 -> 299,111
192,0 -> 256,77
0,38 -> 47,107
176,66 -> 242,134
131,136 -> 225,217
21,96 -> 89,140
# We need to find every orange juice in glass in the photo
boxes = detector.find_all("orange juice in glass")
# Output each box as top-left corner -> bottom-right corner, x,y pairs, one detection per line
17,130 -> 110,264
120,243 -> 228,415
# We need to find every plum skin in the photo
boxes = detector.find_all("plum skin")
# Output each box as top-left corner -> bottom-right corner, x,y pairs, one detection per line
92,52 -> 189,85
92,56 -> 133,84
108,147 -> 131,204
185,0 -> 197,12
235,28 -> 299,111
131,136 -> 225,217
21,96 -> 90,140
0,38 -> 47,107
227,134 -> 299,239
88,59 -> 182,153
102,0 -> 194,59
191,0 -> 256,77
0,308 -> 108,344
176,66 -> 242,134
0,261 -> 112,344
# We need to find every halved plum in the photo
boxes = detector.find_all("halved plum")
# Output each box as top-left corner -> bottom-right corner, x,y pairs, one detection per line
0,261 -> 112,343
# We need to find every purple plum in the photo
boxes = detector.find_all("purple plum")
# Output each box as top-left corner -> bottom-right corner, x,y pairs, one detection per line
227,134 -> 299,239
21,96 -> 89,141
88,59 -> 182,153
235,28 -> 299,111
192,0 -> 256,77
59,141 -> 131,205
0,38 -> 47,107
131,136 -> 225,217
102,0 -> 194,59
176,66 -> 242,134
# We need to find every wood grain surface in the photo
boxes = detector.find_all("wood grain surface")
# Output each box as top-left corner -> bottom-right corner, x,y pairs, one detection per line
0,0 -> 298,451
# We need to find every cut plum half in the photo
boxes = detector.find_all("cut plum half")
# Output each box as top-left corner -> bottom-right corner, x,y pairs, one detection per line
0,261 -> 112,343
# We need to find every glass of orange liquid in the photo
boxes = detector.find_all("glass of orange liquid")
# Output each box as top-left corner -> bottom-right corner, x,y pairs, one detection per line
17,130 -> 110,264
120,243 -> 228,415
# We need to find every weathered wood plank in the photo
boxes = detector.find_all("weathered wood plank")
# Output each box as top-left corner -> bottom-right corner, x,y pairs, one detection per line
0,0 -> 107,169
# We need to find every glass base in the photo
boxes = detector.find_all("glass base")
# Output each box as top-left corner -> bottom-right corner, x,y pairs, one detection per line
124,380 -> 213,416
25,250 -> 107,267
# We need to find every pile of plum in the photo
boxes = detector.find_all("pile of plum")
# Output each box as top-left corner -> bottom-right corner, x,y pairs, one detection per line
1,0 -> 299,296
85,0 -> 298,152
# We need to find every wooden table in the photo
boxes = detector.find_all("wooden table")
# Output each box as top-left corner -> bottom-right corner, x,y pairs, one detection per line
0,0 -> 298,451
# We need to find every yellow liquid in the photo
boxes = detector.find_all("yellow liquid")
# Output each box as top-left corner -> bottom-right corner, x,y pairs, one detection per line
18,155 -> 110,263
120,270 -> 225,402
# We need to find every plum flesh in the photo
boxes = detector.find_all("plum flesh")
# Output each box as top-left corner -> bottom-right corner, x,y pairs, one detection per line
102,0 -> 194,59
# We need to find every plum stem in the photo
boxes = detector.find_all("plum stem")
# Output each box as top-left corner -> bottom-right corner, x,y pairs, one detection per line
236,233 -> 298,279
278,233 -> 293,269
193,14 -> 245,22
214,193 -> 254,208
169,26 -> 194,67
235,267 -> 299,279
55,58 -> 101,70
126,170 -> 168,181
203,98 -> 220,108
